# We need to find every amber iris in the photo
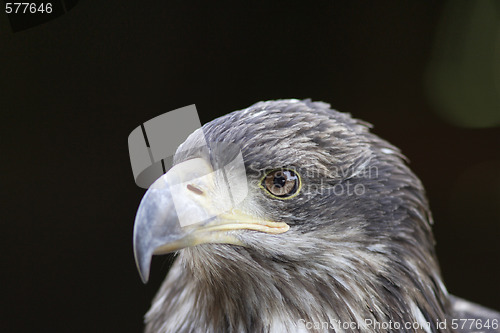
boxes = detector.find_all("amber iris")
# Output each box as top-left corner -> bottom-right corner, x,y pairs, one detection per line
263,170 -> 299,198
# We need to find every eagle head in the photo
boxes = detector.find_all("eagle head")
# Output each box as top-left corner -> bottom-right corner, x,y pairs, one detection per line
132,100 -> 479,333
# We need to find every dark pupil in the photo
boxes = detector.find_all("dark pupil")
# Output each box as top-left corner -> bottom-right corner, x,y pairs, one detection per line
273,172 -> 287,187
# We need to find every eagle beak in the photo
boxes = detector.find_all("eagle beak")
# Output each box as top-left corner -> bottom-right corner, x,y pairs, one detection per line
133,157 -> 289,283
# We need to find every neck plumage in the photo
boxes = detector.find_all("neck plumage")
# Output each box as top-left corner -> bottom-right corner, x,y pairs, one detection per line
144,237 -> 451,333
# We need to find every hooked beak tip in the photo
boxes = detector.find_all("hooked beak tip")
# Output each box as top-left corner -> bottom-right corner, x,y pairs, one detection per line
133,229 -> 152,284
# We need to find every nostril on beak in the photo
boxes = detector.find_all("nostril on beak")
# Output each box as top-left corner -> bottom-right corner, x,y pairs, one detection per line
186,184 -> 204,195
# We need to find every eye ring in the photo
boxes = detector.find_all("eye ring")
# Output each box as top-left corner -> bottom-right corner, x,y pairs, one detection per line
260,169 -> 301,199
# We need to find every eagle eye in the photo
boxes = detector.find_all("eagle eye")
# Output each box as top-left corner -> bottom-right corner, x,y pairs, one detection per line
262,169 -> 300,199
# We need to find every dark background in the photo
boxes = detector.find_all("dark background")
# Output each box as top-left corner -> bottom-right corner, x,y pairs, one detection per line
1,1 -> 499,332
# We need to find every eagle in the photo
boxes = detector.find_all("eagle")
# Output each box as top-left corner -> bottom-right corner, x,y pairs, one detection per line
132,99 -> 500,332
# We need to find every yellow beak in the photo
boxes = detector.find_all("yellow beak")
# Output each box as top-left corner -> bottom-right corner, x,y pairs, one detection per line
133,158 -> 289,283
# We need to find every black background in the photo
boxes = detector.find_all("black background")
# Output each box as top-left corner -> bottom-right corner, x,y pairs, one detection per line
1,1 -> 499,332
